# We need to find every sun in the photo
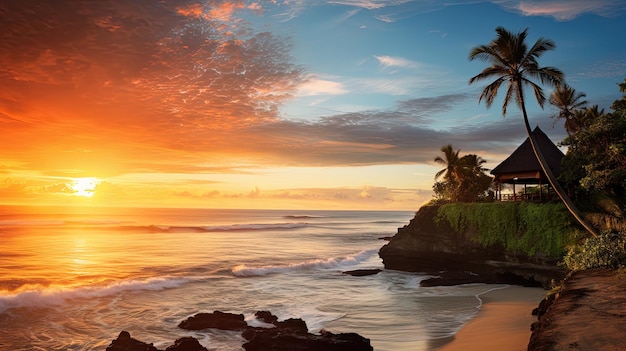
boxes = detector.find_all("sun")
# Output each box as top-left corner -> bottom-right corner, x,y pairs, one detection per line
68,178 -> 100,197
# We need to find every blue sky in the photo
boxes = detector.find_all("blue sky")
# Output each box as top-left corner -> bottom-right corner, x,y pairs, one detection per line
263,1 -> 625,122
1,0 -> 625,209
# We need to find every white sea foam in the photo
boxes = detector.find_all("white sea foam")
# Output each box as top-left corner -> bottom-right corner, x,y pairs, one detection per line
202,223 -> 308,231
231,249 -> 377,277
0,277 -> 190,313
0,219 -> 66,227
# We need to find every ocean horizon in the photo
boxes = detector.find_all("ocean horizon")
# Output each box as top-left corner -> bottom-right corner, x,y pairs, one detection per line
0,206 -> 505,350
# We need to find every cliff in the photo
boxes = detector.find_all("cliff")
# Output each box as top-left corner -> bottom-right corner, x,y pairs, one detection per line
528,268 -> 626,351
379,204 -> 571,288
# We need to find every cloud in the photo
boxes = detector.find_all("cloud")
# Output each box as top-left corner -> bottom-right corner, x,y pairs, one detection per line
492,0 -> 626,21
0,0 -> 572,187
328,0 -> 414,10
296,76 -> 349,96
233,92 -> 555,168
172,184 -> 400,203
374,55 -> 418,69
0,0 -> 306,176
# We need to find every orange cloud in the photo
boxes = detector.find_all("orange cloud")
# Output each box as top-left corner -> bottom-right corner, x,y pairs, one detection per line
0,0 -> 305,181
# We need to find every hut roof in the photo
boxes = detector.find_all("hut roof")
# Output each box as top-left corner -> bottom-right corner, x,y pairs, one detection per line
490,126 -> 564,184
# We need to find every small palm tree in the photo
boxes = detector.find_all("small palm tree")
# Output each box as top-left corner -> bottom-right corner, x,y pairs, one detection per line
459,154 -> 489,178
434,144 -> 462,182
469,26 -> 597,236
549,84 -> 587,137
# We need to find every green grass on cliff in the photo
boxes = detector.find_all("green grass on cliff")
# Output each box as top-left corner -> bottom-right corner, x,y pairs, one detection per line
435,202 -> 583,257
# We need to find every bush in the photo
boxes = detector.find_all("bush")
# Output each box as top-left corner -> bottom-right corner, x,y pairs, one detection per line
562,231 -> 626,270
436,202 -> 581,257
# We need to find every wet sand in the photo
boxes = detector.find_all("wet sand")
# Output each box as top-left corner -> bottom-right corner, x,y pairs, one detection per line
437,285 -> 546,351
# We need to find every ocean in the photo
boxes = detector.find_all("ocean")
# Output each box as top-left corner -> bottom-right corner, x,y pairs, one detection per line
0,206 -> 506,350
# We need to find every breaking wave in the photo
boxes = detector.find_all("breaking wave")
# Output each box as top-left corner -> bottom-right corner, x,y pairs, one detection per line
0,277 -> 190,313
231,249 -> 378,277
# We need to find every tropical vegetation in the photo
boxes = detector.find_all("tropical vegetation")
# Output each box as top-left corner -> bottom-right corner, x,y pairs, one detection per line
429,26 -> 626,267
563,230 -> 626,270
558,79 -> 626,204
468,26 -> 598,236
432,144 -> 493,203
436,202 -> 582,257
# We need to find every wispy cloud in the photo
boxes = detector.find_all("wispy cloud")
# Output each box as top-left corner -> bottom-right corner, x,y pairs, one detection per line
375,55 -> 419,69
296,76 -> 349,96
328,0 -> 413,10
493,0 -> 626,21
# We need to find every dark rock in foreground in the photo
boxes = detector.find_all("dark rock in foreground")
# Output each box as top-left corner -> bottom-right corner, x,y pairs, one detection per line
106,331 -> 207,351
243,328 -> 373,351
106,331 -> 158,351
178,311 -> 247,331
242,311 -> 372,351
164,337 -> 208,351
254,310 -> 278,324
107,310 -> 372,351
379,205 -> 566,288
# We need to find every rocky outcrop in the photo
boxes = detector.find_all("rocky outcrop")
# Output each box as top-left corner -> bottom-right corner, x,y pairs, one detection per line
528,269 -> 626,351
106,331 -> 207,351
342,269 -> 382,276
378,205 -> 566,288
178,311 -> 247,331
241,311 -> 372,351
107,310 -> 372,351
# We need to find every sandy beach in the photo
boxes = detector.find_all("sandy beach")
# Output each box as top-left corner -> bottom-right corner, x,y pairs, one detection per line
437,285 -> 546,351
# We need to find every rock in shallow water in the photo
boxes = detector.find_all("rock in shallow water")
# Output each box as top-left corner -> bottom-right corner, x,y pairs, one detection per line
107,310 -> 372,351
104,331 -> 161,351
178,310 -> 247,331
342,269 -> 382,276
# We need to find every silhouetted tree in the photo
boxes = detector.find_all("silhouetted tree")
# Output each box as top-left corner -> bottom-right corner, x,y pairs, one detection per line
549,84 -> 587,137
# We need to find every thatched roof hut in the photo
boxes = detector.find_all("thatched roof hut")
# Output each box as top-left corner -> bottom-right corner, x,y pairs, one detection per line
491,126 -> 564,201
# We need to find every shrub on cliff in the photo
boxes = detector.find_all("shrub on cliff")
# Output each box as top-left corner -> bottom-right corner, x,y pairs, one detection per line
562,231 -> 626,270
436,202 -> 582,257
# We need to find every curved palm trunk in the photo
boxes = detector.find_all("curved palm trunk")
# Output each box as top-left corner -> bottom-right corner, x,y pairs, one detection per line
517,84 -> 598,237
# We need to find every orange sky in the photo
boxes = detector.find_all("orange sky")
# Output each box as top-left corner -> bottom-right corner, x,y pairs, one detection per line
0,1 -> 436,209
3,0 -> 622,210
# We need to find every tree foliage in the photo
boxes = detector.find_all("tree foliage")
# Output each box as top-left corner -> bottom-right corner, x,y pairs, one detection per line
559,79 -> 626,203
468,27 -> 598,237
562,231 -> 626,270
549,84 -> 587,137
432,145 -> 493,203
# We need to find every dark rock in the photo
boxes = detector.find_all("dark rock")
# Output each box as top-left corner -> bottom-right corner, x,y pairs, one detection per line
242,316 -> 308,341
274,318 -> 308,333
242,314 -> 371,351
107,310 -> 372,351
242,327 -> 373,351
378,205 -> 566,288
164,337 -> 208,351
254,310 -> 278,324
342,269 -> 382,276
178,311 -> 247,331
420,270 -> 545,287
106,331 -> 159,351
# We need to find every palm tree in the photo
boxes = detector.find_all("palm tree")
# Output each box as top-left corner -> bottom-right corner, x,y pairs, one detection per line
549,84 -> 587,137
468,26 -> 597,236
459,154 -> 488,176
434,144 -> 461,183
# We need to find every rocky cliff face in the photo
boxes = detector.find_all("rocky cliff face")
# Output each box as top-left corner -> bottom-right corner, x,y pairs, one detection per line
378,205 -> 566,288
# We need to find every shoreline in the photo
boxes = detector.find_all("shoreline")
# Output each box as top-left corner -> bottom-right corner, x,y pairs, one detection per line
435,285 -> 546,351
